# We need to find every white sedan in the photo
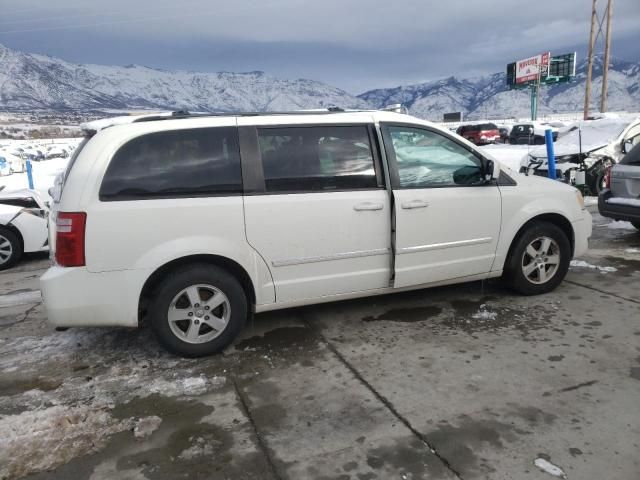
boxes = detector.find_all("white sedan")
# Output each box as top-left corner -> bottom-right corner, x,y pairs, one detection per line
0,188 -> 49,270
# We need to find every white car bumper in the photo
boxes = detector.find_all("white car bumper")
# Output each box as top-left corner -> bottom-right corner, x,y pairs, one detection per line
572,210 -> 592,258
40,266 -> 150,328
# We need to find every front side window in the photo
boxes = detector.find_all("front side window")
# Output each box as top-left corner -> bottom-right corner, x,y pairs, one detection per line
258,125 -> 378,192
386,126 -> 483,188
100,127 -> 241,201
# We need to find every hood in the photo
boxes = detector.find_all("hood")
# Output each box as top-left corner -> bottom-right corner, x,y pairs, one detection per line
528,117 -> 637,159
0,188 -> 47,210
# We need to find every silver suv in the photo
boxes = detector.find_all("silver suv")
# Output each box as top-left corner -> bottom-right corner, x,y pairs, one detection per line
598,142 -> 640,229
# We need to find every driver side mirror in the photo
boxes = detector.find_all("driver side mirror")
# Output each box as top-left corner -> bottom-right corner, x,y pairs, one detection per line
483,159 -> 500,182
622,140 -> 633,154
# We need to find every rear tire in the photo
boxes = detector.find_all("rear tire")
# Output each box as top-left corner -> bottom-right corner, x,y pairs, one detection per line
0,227 -> 22,271
149,264 -> 248,357
503,221 -> 571,295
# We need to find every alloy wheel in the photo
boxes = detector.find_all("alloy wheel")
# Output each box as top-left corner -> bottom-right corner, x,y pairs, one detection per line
521,236 -> 561,285
0,235 -> 13,265
167,284 -> 230,344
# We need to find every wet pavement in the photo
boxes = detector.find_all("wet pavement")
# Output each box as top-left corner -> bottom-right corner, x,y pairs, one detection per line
0,208 -> 639,480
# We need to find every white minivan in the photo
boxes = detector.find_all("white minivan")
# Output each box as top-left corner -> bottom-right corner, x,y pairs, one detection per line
41,110 -> 592,357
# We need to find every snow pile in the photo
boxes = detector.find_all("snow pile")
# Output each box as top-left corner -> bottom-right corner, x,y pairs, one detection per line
0,405 -> 132,479
178,436 -> 217,460
607,197 -> 640,207
534,458 -> 566,478
471,305 -> 497,321
605,220 -> 637,231
143,375 -> 224,397
570,260 -> 617,273
625,248 -> 639,253
133,415 -> 162,439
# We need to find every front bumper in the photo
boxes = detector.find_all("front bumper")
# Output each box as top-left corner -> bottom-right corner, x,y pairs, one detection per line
598,189 -> 640,223
572,210 -> 592,258
40,266 -> 150,328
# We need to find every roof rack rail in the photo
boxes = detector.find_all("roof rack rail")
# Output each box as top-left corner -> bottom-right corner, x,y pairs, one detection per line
131,108 -> 367,123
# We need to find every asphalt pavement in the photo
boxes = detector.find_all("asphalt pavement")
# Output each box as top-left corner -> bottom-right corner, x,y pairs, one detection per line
0,207 -> 638,480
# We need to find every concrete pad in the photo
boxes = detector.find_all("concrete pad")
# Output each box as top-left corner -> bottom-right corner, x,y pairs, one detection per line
307,279 -> 640,479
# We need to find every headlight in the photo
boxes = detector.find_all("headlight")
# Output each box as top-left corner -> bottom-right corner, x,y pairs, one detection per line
575,189 -> 585,209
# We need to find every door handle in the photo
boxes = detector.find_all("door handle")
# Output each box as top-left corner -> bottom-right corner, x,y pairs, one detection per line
353,202 -> 384,211
401,199 -> 429,209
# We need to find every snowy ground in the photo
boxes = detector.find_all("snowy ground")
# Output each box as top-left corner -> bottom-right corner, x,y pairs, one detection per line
479,143 -> 532,171
0,207 -> 638,479
0,138 -> 79,199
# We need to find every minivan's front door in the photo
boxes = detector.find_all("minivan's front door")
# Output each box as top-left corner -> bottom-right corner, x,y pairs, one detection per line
241,119 -> 391,304
381,124 -> 501,288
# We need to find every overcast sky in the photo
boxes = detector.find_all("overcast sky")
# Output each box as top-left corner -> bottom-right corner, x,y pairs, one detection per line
0,0 -> 638,93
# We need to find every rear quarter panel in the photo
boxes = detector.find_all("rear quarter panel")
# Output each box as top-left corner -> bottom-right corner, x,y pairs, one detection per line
60,119 -> 276,306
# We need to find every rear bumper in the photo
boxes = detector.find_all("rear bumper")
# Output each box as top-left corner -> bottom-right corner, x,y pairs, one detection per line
40,266 -> 150,327
572,210 -> 592,258
598,189 -> 640,222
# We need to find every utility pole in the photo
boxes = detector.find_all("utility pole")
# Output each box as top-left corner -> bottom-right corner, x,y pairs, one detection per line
600,0 -> 613,113
584,0 -> 597,120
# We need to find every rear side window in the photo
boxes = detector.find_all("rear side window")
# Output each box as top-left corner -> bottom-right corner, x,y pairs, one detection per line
620,143 -> 640,165
100,127 -> 241,201
257,125 -> 378,192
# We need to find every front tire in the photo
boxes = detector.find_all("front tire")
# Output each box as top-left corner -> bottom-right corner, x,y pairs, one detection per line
149,264 -> 248,357
0,227 -> 22,270
503,222 -> 571,295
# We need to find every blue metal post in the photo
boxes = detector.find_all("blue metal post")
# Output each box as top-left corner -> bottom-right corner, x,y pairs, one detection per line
545,129 -> 557,180
26,160 -> 34,189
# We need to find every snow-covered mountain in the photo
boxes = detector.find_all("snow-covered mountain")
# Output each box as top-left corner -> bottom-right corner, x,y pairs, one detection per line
1,42 -> 638,120
0,43 -> 369,112
359,56 -> 640,120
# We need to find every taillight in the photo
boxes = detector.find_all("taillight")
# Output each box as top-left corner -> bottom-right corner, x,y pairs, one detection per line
55,212 -> 86,267
603,166 -> 612,189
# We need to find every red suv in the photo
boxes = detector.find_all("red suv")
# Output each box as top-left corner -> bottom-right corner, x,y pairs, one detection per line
456,123 -> 500,145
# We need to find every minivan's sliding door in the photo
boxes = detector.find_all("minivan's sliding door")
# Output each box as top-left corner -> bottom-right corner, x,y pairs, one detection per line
240,117 -> 391,304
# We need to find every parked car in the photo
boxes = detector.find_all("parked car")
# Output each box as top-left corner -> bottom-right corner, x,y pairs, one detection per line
41,110 -> 591,357
0,188 -> 49,270
46,146 -> 69,159
520,117 -> 640,195
509,123 -> 558,145
598,142 -> 640,230
0,151 -> 26,173
455,123 -> 500,145
498,126 -> 510,144
0,157 -> 11,176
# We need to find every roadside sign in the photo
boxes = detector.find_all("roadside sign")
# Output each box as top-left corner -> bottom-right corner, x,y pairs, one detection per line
443,112 -> 463,122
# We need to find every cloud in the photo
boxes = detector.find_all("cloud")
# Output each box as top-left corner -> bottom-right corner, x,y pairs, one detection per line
0,0 -> 638,92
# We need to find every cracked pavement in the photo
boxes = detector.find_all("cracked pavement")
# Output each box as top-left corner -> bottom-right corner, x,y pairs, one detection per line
0,207 -> 639,480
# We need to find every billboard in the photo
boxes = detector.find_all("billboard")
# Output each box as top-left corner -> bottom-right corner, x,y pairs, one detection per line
515,52 -> 550,84
507,52 -> 575,90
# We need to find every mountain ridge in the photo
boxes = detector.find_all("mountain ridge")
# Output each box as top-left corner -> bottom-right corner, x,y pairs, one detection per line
1,43 -> 638,120
358,55 -> 640,120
